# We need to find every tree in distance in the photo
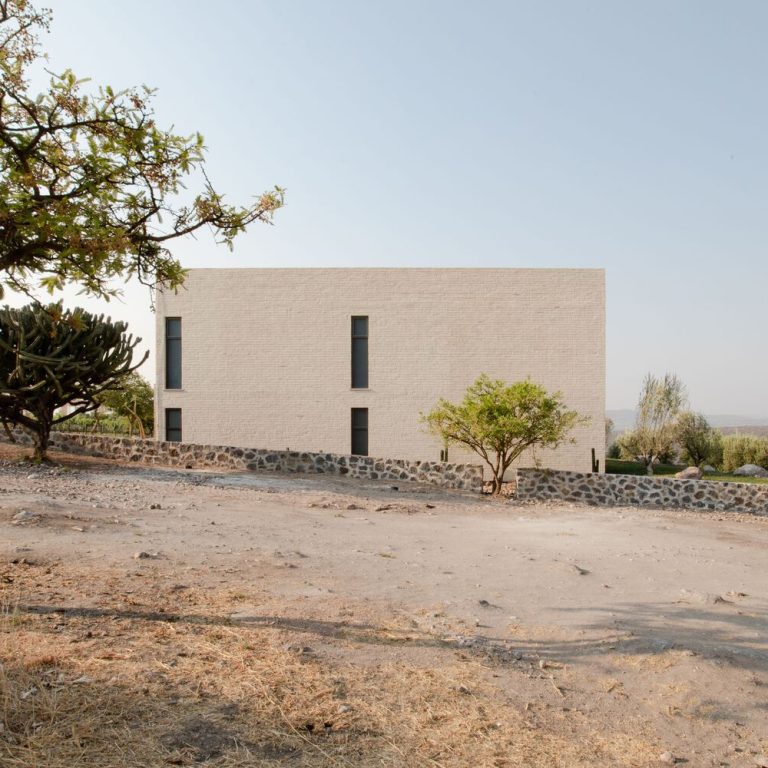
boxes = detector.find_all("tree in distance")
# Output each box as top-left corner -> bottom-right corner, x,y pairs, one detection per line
0,302 -> 145,461
0,1 -> 283,300
423,374 -> 587,495
97,372 -> 154,438
618,373 -> 687,474
674,411 -> 722,469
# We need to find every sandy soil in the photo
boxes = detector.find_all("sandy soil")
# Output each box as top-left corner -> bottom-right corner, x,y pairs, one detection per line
1,445 -> 767,767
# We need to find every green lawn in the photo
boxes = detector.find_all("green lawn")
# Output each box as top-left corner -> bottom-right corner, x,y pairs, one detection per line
606,459 -> 680,477
605,459 -> 768,485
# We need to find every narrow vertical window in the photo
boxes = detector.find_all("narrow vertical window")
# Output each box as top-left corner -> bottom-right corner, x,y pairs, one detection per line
351,408 -> 368,456
165,408 -> 182,443
351,316 -> 368,388
165,317 -> 182,389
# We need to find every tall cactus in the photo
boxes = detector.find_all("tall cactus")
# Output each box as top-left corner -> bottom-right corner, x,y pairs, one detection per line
0,302 -> 147,461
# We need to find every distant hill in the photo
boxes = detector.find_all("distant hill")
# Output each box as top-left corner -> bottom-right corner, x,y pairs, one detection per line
720,425 -> 768,437
607,409 -> 768,433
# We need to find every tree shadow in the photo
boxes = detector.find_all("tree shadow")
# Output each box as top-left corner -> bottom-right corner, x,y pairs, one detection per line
526,600 -> 768,673
18,603 -> 449,650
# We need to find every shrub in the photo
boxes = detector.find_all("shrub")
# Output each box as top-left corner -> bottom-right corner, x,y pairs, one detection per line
618,429 -> 678,465
721,435 -> 768,472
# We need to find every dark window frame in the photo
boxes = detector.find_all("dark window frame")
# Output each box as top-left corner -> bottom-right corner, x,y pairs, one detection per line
165,408 -> 182,443
351,407 -> 368,456
165,317 -> 182,390
351,315 -> 368,389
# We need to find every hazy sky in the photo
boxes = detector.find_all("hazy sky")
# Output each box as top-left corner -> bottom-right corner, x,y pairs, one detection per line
7,1 -> 768,415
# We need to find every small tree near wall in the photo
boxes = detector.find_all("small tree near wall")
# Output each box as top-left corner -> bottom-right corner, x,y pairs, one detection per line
423,374 -> 587,495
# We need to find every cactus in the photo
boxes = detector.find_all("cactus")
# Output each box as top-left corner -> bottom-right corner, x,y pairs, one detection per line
0,302 -> 146,461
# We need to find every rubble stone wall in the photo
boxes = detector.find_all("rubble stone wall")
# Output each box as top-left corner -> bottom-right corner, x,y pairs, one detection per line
516,468 -> 768,515
2,430 -> 484,492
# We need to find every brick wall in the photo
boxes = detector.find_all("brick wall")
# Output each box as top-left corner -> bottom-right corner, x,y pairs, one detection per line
156,268 -> 605,474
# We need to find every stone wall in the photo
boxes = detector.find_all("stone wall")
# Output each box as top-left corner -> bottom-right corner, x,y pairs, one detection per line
516,468 -> 768,515
2,430 -> 484,492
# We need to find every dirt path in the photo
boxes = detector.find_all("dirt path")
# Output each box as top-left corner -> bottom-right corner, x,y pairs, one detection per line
1,447 -> 767,766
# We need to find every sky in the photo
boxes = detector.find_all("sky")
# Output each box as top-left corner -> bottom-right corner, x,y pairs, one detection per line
6,1 -> 768,416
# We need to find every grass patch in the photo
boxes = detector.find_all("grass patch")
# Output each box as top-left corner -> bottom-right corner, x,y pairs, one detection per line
606,459 -> 768,484
606,459 -> 681,477
699,473 -> 768,485
0,563 -> 659,768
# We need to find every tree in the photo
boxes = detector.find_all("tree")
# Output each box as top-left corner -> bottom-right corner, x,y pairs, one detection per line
626,373 -> 687,474
0,302 -> 145,460
605,416 -> 615,447
0,1 -> 283,299
97,372 -> 154,438
423,374 -> 587,495
674,411 -> 722,468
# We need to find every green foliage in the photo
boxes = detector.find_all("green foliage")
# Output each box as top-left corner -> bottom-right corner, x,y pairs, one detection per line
52,412 -> 132,436
0,2 -> 283,299
617,427 -> 679,466
674,411 -> 723,468
721,435 -> 768,473
97,372 -> 154,437
626,373 -> 687,474
606,441 -> 621,459
423,374 -> 587,495
0,302 -> 145,459
606,458 -> 768,484
616,428 -> 639,461
606,458 -> 681,477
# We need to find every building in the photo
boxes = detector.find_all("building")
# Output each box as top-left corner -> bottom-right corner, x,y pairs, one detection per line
155,268 -> 605,473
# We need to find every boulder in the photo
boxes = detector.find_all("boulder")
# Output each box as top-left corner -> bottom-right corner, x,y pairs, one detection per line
674,466 -> 703,480
732,464 -> 768,478
702,465 -> 717,474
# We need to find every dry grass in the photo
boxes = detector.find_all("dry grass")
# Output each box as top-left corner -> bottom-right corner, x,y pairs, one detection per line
0,562 -> 661,767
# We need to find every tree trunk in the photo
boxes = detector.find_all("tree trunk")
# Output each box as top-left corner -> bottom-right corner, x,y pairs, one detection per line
2,419 -> 16,443
33,421 -> 51,463
646,457 -> 654,476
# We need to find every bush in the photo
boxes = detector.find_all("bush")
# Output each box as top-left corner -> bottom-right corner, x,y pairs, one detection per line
618,429 -> 678,466
721,435 -> 768,472
607,441 -> 621,459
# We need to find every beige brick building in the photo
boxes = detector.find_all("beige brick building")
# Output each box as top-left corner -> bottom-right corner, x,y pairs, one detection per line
155,268 -> 605,473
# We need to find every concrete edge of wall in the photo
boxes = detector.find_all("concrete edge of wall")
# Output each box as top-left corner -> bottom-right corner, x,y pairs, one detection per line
515,467 -> 768,516
1,430 -> 484,492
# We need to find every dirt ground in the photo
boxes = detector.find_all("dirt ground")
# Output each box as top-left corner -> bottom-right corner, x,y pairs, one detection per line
1,444 -> 766,767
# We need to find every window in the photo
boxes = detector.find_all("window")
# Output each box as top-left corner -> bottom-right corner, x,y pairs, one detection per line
351,316 -> 368,389
165,408 -> 182,443
351,408 -> 368,456
165,317 -> 182,389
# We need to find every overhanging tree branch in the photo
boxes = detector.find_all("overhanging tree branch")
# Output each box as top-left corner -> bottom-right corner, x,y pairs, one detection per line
0,1 -> 283,299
